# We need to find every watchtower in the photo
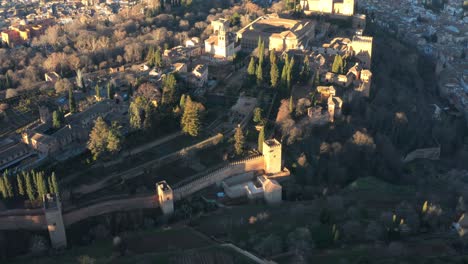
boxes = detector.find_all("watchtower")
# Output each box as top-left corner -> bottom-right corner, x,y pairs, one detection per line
156,181 -> 174,215
262,139 -> 282,174
43,193 -> 67,249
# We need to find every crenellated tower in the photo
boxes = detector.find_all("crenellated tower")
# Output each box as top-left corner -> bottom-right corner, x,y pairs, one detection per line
262,139 -> 282,174
157,181 -> 174,215
43,193 -> 67,249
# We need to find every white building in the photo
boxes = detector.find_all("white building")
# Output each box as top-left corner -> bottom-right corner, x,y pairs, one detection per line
204,18 -> 240,60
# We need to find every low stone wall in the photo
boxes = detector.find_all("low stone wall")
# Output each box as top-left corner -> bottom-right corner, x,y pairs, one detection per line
0,146 -> 265,231
173,156 -> 265,201
0,195 -> 157,231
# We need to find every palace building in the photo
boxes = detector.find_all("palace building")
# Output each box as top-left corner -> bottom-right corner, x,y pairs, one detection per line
237,14 -> 315,52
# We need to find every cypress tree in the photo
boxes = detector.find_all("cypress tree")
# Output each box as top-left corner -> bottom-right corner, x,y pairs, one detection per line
107,82 -> 114,99
36,172 -> 46,199
69,87 -> 76,113
258,127 -> 265,153
3,174 -> 13,198
0,173 -> 6,199
287,57 -> 295,90
281,54 -> 289,87
257,39 -> 264,65
256,62 -> 263,86
52,110 -> 62,129
247,57 -> 256,77
234,125 -> 244,156
51,172 -> 59,194
269,50 -> 277,65
17,172 -> 25,196
25,172 -> 35,201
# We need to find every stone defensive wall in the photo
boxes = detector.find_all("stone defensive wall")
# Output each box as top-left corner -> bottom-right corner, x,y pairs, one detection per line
0,152 -> 265,231
0,195 -> 157,230
173,155 -> 265,201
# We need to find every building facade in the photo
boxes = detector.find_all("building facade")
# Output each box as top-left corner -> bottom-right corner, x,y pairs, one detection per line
237,15 -> 315,52
204,19 -> 240,60
300,0 -> 355,16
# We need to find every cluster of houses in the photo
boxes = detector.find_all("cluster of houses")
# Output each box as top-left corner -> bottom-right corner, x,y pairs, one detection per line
358,0 -> 467,124
0,98 -> 128,171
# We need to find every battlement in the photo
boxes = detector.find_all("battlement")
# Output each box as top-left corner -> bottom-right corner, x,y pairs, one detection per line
43,193 -> 60,211
352,35 -> 373,43
263,139 -> 282,174
156,181 -> 174,215
264,139 -> 281,148
42,193 -> 66,249
157,181 -> 172,194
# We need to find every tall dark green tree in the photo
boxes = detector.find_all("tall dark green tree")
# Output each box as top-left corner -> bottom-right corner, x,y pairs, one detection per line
257,37 -> 264,65
69,87 -> 76,113
287,57 -> 295,90
256,62 -> 263,86
247,57 -> 256,77
107,82 -> 114,99
35,172 -> 47,199
0,174 -> 6,199
2,172 -> 13,198
17,173 -> 25,196
51,172 -> 59,194
25,172 -> 35,201
234,125 -> 245,156
258,127 -> 265,153
52,110 -> 63,129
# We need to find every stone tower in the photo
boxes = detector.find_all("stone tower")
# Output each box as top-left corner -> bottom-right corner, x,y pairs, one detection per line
43,193 -> 67,249
262,139 -> 282,174
350,35 -> 373,69
157,181 -> 174,215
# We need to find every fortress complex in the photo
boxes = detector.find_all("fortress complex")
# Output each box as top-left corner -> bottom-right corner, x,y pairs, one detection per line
237,14 -> 315,52
300,0 -> 355,16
